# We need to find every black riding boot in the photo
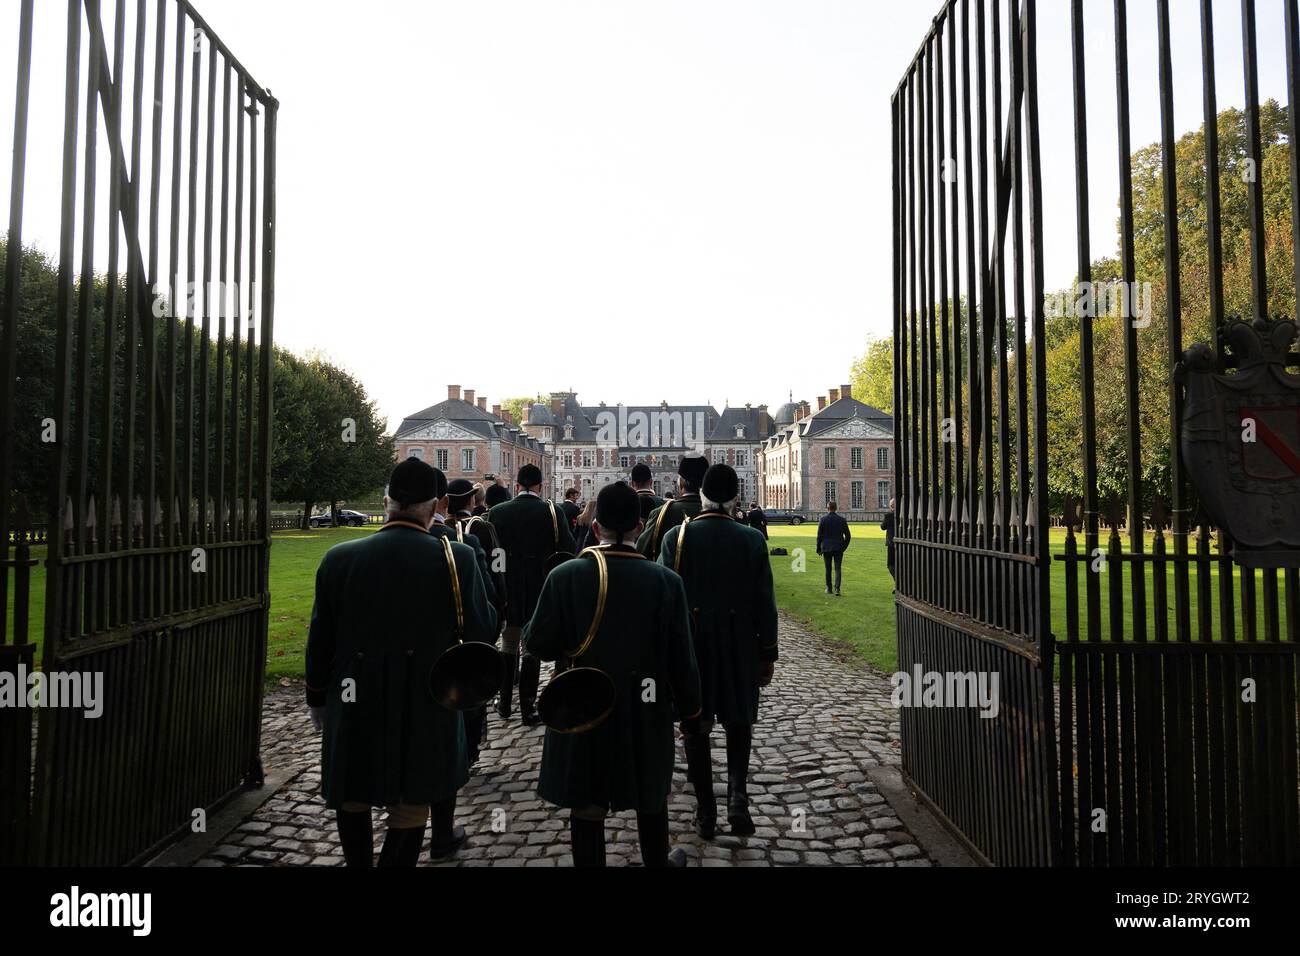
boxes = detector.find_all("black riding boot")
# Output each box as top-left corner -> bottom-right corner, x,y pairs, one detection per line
429,796 -> 468,860
637,808 -> 688,867
519,653 -> 542,725
725,724 -> 756,836
569,815 -> 607,868
497,647 -> 518,719
683,733 -> 717,839
335,809 -> 374,868
377,823 -> 426,868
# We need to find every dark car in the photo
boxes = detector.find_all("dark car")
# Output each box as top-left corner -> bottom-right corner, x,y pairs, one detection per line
309,509 -> 369,529
763,508 -> 808,526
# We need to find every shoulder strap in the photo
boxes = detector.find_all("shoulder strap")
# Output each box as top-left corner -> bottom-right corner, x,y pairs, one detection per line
673,516 -> 692,573
440,536 -> 464,639
546,500 -> 559,548
650,500 -> 677,558
564,548 -> 609,662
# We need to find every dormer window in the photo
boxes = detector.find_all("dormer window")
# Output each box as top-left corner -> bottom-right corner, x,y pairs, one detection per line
564,424 -> 574,440
735,425 -> 745,439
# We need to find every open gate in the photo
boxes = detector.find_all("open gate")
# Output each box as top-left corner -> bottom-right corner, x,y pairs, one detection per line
1,0 -> 277,865
894,0 -> 1300,867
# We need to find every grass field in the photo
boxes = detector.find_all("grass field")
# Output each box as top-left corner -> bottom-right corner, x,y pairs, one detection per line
9,523 -> 1291,683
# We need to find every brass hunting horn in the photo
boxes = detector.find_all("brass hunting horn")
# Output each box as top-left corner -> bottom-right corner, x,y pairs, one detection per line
537,547 -> 617,734
429,536 -> 505,711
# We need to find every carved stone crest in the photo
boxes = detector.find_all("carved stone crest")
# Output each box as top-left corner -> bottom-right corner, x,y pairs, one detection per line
1177,318 -> 1300,567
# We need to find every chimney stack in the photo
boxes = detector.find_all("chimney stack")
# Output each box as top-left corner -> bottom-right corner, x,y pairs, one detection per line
841,384 -> 854,400
551,397 -> 564,417
493,403 -> 502,418
477,397 -> 488,411
817,396 -> 827,411
464,388 -> 476,407
828,388 -> 840,404
503,410 -> 514,425
448,385 -> 461,401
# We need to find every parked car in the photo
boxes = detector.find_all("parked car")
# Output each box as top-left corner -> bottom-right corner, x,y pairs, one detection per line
762,508 -> 808,526
309,509 -> 369,528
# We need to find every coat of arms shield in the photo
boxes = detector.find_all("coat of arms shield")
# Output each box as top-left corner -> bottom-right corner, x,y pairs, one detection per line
1178,318 -> 1300,567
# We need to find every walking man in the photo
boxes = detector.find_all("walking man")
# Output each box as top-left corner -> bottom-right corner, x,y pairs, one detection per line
636,453 -> 708,559
657,464 -> 778,837
305,457 -> 497,866
630,462 -> 662,520
524,482 -> 702,867
816,501 -> 851,596
881,498 -> 897,580
485,464 -> 577,724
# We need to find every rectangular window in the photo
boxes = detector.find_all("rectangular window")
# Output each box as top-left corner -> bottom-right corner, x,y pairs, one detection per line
824,480 -> 837,506
851,481 -> 864,510
736,450 -> 747,467
408,447 -> 424,461
824,447 -> 837,470
582,451 -> 594,469
462,448 -> 475,472
435,448 -> 449,471
877,447 -> 891,471
877,480 -> 892,509
620,454 -> 630,468
563,452 -> 573,469
851,447 -> 864,470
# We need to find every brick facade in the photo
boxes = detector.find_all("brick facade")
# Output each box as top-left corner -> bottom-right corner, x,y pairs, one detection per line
757,385 -> 894,521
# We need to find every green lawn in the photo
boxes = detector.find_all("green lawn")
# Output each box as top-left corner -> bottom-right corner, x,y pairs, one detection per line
9,524 -> 1292,683
264,526 -> 379,681
765,524 -> 899,672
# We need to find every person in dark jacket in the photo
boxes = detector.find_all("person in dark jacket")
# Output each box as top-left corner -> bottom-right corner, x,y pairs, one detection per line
485,464 -> 578,724
881,498 -> 897,579
524,482 -> 702,867
658,464 -> 778,838
561,487 -> 582,532
441,478 -> 508,778
746,502 -> 768,540
630,462 -> 663,520
305,457 -> 497,867
816,501 -> 852,596
485,483 -> 511,509
636,453 -> 708,558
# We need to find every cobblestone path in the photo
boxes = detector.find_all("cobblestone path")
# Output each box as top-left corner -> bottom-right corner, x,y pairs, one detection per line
195,615 -> 935,867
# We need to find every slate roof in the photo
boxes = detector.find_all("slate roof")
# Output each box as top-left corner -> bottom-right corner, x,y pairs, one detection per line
705,405 -> 774,443
396,398 -> 542,451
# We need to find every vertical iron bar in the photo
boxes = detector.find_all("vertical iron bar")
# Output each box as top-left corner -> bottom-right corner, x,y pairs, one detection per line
0,0 -> 36,643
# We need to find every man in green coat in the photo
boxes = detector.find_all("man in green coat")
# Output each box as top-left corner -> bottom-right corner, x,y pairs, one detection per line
305,458 -> 498,866
484,463 -> 577,724
429,476 -> 503,772
636,452 -> 708,559
524,482 -> 702,867
658,463 -> 778,838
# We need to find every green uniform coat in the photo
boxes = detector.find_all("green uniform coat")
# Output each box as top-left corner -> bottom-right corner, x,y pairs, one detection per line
658,513 -> 779,726
305,522 -> 498,809
485,494 -> 577,627
635,493 -> 702,559
523,546 -> 702,812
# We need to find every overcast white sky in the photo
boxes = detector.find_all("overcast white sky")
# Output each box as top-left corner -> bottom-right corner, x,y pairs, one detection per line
3,1 -> 1293,431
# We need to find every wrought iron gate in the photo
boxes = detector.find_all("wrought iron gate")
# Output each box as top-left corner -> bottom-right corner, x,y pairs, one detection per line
1,0 -> 277,865
894,0 -> 1300,867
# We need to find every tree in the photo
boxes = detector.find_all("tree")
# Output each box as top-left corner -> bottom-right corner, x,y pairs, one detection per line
271,352 -> 394,528
849,337 -> 895,415
500,394 -> 545,425
1044,101 -> 1296,513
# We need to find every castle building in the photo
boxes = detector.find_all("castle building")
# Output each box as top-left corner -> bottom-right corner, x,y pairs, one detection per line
394,386 -> 549,489
757,385 -> 894,520
393,385 -> 892,519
